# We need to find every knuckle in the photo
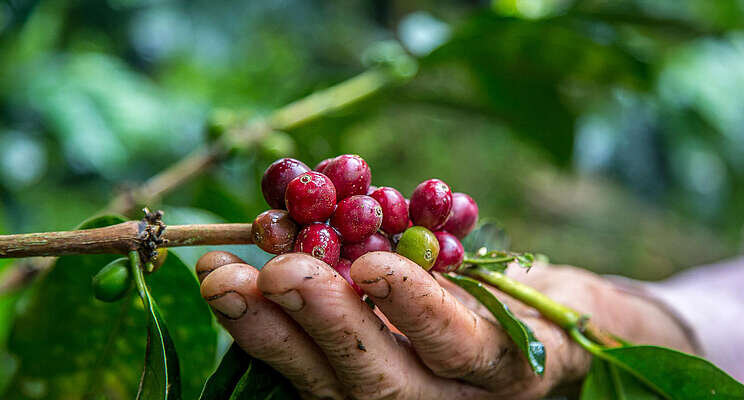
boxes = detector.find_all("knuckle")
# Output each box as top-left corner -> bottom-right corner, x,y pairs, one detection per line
429,350 -> 480,378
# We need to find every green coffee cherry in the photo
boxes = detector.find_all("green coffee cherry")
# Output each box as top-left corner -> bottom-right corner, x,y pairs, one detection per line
395,226 -> 440,270
92,258 -> 132,302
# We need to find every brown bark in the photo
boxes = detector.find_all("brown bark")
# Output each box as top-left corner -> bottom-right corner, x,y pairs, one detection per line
0,222 -> 253,258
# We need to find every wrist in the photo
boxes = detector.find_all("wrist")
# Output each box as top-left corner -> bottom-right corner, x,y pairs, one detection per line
590,274 -> 698,353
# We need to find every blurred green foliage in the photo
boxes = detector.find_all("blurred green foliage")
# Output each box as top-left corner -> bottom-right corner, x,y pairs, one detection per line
0,0 -> 744,395
2,0 -> 742,280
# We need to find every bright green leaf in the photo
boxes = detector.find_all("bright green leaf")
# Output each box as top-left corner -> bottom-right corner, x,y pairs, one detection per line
600,345 -> 744,400
581,358 -> 661,400
445,274 -> 545,375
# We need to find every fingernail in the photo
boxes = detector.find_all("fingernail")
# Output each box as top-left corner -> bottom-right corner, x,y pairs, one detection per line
359,277 -> 391,299
265,289 -> 305,312
205,291 -> 247,319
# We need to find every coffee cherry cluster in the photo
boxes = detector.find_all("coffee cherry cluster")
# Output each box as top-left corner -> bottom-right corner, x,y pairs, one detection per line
254,155 -> 479,294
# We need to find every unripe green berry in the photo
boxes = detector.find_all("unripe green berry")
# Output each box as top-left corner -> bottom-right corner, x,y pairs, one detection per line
92,258 -> 132,302
395,226 -> 440,270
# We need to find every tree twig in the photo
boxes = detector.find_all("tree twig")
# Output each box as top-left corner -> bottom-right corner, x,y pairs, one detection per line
0,222 -> 253,259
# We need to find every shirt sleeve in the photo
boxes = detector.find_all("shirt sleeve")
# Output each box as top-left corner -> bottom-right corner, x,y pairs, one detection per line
612,257 -> 744,382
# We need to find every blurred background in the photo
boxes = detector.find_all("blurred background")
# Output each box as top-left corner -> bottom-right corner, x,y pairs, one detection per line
1,0 -> 744,397
3,0 -> 744,279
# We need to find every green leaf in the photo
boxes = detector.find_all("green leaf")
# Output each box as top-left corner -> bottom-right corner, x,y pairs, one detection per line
444,274 -> 545,375
199,342 -> 297,400
130,251 -> 181,400
461,221 -> 509,253
200,343 -> 251,399
599,345 -> 744,400
5,215 -> 217,399
581,358 -> 661,400
229,359 -> 297,400
146,247 -> 218,397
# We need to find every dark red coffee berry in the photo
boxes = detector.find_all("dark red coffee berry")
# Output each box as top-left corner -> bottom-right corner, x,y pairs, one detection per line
261,158 -> 310,209
442,193 -> 479,239
370,187 -> 409,235
341,232 -> 392,261
330,195 -> 382,243
409,179 -> 453,230
294,223 -> 341,267
252,209 -> 298,255
285,171 -> 337,224
314,157 -> 333,173
432,231 -> 464,273
334,258 -> 363,296
322,154 -> 371,200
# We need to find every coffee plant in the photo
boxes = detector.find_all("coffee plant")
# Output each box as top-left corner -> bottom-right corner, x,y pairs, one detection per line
0,43 -> 741,400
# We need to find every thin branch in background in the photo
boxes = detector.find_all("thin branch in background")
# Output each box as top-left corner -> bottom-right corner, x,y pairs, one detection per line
0,65 -> 411,293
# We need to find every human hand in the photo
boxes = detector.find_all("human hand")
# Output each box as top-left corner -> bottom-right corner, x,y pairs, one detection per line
198,251 -> 694,400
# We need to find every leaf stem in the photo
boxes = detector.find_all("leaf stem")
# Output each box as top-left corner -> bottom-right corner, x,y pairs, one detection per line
465,267 -> 582,329
463,256 -> 515,265
569,328 -> 605,356
464,267 -> 621,347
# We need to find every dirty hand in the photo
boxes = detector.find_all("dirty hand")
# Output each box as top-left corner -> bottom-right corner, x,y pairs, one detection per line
198,251 -> 694,400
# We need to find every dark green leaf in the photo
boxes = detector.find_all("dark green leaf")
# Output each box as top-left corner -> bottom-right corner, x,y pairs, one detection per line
229,358 -> 297,400
6,215 -> 141,399
461,221 -> 509,253
200,343 -> 251,399
146,248 -> 219,397
5,215 -> 217,399
600,345 -> 744,400
200,342 -> 297,400
131,251 -> 181,400
581,358 -> 661,400
445,274 -> 545,375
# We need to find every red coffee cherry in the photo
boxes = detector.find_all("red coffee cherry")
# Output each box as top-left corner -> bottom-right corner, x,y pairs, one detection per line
261,158 -> 310,209
285,171 -> 337,224
334,258 -> 364,297
442,192 -> 479,239
314,157 -> 333,173
341,232 -> 392,261
432,231 -> 464,273
330,195 -> 382,243
294,223 -> 341,267
252,209 -> 298,255
322,154 -> 371,200
370,187 -> 409,235
409,179 -> 453,231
